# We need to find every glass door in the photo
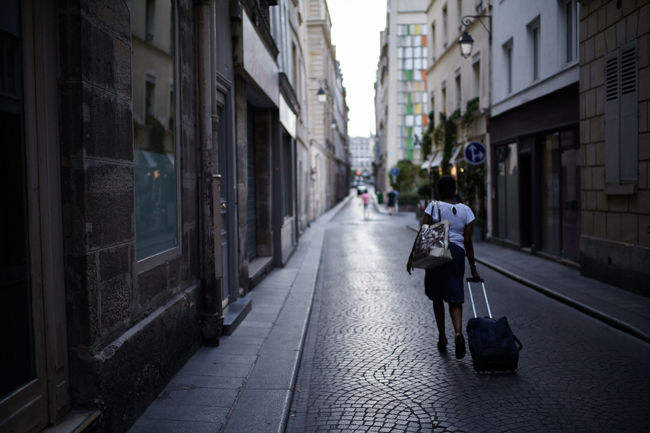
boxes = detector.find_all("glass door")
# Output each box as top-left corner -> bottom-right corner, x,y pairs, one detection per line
560,130 -> 580,262
0,1 -> 49,430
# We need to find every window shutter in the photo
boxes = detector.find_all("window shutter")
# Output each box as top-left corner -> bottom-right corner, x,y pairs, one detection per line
604,50 -> 620,184
619,42 -> 638,183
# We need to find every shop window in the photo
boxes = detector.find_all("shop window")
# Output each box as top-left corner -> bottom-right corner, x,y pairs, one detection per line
604,42 -> 638,194
495,143 -> 519,244
132,0 -> 179,260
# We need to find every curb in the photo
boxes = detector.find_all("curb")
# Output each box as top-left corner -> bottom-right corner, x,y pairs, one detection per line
475,257 -> 650,345
405,224 -> 650,345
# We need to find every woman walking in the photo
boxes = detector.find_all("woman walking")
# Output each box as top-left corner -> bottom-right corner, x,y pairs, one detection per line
406,176 -> 481,359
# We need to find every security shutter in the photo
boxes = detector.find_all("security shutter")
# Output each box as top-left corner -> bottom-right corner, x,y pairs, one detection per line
604,50 -> 620,184
619,42 -> 638,183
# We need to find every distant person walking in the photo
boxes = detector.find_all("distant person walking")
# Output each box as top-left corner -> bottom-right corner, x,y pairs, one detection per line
361,189 -> 370,219
406,176 -> 481,359
387,188 -> 397,215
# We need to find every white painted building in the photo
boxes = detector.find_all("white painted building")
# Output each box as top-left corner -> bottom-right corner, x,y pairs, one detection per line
489,0 -> 581,262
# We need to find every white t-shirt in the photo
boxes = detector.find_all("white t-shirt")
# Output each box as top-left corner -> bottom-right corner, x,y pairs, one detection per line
424,201 -> 475,250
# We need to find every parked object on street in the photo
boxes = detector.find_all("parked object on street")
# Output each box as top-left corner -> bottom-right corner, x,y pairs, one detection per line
466,278 -> 523,373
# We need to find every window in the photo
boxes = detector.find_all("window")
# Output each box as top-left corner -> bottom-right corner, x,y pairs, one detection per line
441,81 -> 447,114
472,54 -> 480,100
457,0 -> 463,26
431,22 -> 436,61
455,69 -> 461,110
442,4 -> 448,48
604,43 -> 638,193
503,39 -> 513,94
133,0 -> 179,260
146,0 -> 156,41
564,0 -> 578,63
528,16 -> 540,81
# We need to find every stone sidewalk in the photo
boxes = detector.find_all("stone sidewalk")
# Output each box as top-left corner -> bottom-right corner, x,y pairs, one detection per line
127,194 -> 354,433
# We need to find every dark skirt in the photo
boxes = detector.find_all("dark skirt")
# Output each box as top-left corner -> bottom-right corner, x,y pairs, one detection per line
424,243 -> 465,304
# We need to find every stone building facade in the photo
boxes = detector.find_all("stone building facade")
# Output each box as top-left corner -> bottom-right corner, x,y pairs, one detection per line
577,0 -> 650,294
1,1 -> 348,433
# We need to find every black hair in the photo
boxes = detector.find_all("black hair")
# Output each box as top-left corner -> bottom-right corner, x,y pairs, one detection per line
437,175 -> 456,200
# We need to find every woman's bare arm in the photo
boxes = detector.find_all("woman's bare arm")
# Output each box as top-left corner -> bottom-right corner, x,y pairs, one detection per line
463,222 -> 481,281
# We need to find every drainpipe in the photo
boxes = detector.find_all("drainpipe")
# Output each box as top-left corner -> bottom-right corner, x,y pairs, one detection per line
197,0 -> 222,345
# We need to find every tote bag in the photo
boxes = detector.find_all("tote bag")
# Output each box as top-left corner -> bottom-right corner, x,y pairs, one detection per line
412,202 -> 453,269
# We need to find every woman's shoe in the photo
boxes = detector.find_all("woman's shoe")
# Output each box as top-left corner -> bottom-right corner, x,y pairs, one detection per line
454,334 -> 466,359
437,337 -> 448,352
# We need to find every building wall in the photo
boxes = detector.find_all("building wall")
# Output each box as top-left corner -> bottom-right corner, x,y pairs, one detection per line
578,0 -> 650,295
375,29 -> 389,191
427,0 -> 490,122
386,0 -> 429,178
491,0 -> 580,116
58,1 -> 203,431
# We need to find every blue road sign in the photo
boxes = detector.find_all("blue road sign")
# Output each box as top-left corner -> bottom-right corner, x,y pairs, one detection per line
390,167 -> 399,176
464,141 -> 486,165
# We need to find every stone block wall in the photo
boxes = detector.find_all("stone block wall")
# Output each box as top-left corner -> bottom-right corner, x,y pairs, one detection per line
58,1 -> 203,431
578,0 -> 650,295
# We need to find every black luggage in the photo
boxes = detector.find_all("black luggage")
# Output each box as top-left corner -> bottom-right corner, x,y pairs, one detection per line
466,279 -> 522,373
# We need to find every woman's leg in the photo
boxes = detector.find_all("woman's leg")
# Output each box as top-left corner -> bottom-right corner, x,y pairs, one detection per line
449,303 -> 463,336
449,303 -> 466,359
433,300 -> 446,337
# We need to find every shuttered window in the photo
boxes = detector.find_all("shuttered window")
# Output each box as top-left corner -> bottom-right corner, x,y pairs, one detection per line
604,42 -> 638,194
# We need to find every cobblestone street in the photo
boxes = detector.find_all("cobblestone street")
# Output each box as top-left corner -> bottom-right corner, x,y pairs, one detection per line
286,200 -> 650,433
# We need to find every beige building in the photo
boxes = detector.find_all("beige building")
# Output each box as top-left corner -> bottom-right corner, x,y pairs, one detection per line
307,0 -> 349,220
578,0 -> 650,294
425,0 -> 490,161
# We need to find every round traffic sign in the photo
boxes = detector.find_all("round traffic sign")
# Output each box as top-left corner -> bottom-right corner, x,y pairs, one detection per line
464,141 -> 486,165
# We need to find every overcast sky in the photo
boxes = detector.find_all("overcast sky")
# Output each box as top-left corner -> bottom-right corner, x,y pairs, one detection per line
327,0 -> 386,138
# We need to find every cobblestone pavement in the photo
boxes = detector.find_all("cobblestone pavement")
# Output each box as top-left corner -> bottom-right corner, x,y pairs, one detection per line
285,200 -> 650,433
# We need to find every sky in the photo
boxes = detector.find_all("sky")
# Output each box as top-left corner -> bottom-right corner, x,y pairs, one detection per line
327,0 -> 386,138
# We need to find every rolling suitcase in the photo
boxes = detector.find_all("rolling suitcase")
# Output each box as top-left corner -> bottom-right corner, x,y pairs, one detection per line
466,278 -> 523,373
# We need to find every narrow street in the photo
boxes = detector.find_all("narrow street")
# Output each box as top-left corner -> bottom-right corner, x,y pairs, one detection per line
286,198 -> 650,433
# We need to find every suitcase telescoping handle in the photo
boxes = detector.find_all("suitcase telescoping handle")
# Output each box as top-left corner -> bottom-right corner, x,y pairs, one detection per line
466,278 -> 492,319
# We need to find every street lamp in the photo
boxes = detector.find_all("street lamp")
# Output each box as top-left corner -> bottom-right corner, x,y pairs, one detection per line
459,31 -> 474,58
458,14 -> 492,58
317,87 -> 327,103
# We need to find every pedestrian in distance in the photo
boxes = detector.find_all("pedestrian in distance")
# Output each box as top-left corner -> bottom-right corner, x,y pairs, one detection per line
386,188 -> 396,216
361,189 -> 370,220
406,175 -> 481,359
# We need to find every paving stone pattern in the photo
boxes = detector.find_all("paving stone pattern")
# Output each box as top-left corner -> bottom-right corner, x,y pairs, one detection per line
286,202 -> 650,433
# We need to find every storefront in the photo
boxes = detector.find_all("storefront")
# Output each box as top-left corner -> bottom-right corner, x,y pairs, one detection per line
490,83 -> 580,263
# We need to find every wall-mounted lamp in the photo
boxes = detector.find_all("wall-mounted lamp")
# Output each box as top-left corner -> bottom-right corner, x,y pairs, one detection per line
459,14 -> 492,59
459,31 -> 474,58
317,87 -> 327,103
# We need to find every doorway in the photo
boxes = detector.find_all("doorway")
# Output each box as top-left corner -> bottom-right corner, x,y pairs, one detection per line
216,98 -> 238,306
1,1 -> 68,431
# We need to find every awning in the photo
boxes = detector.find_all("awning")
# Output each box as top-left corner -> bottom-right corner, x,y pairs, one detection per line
449,145 -> 463,164
420,151 -> 437,169
430,150 -> 444,168
427,145 -> 464,169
